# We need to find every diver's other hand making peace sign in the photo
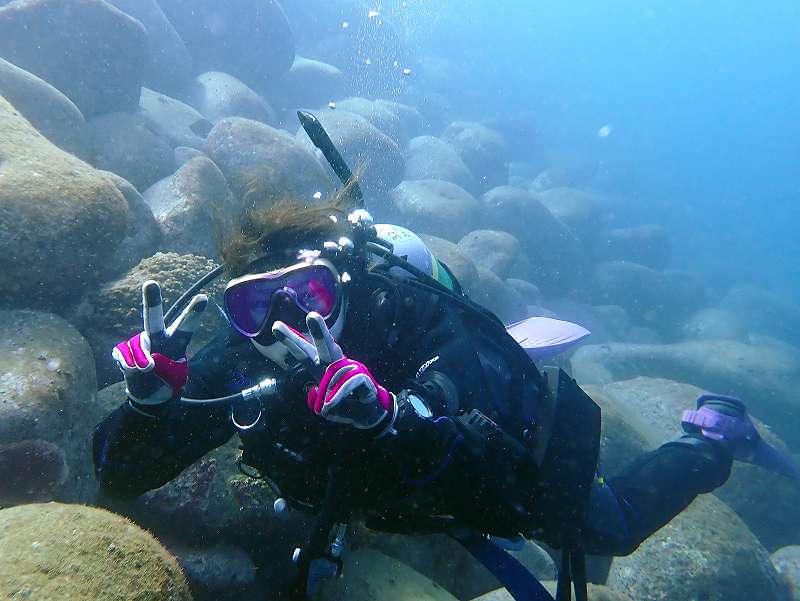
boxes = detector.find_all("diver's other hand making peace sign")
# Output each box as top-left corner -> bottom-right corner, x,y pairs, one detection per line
272,312 -> 395,434
112,280 -> 208,408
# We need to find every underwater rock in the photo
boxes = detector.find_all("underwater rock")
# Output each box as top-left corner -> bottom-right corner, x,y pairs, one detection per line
206,117 -> 333,203
278,56 -> 347,110
0,94 -> 129,307
296,109 -> 404,196
0,0 -> 146,119
598,224 -> 671,270
353,526 -> 555,600
319,548 -> 459,601
0,57 -> 85,154
378,100 -> 426,141
404,136 -> 477,194
389,180 -> 479,240
190,71 -> 276,125
84,111 -> 176,191
73,253 -> 229,387
681,306 -> 750,342
333,97 -> 403,143
571,340 -> 800,441
771,546 -> 800,601
159,0 -> 295,89
0,440 -> 68,506
606,494 -> 790,601
464,266 -> 528,325
474,581 -> 633,601
143,157 -> 236,260
589,376 -> 800,550
591,261 -> 708,329
139,88 -> 209,150
480,186 -> 588,297
720,284 -> 800,346
0,503 -> 192,601
173,544 -> 258,601
458,230 -> 522,279
505,279 -> 544,308
419,234 -> 480,291
532,187 -> 609,248
0,310 -> 100,504
175,146 -> 208,166
105,0 -> 193,97
98,171 -> 162,281
442,121 -> 509,192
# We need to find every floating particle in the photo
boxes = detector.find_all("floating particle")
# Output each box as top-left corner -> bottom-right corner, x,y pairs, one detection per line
368,10 -> 379,19
328,101 -> 336,109
313,191 -> 323,200
402,68 -> 412,76
342,21 -> 349,29
597,125 -> 612,138
365,58 -> 372,65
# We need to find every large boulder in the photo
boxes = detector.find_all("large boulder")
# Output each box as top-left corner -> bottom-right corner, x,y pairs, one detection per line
571,340 -> 800,443
458,230 -> 522,279
532,187 -> 609,246
139,88 -> 210,150
0,310 -> 101,505
378,100 -> 426,141
158,0 -> 295,89
720,284 -> 800,346
594,376 -> 800,550
106,0 -> 193,96
0,57 -> 85,154
319,548 -> 459,601
143,157 -> 236,259
99,171 -> 162,280
206,117 -> 333,204
597,224 -> 670,270
353,527 -> 556,600
334,97 -> 403,143
0,95 -> 128,307
84,111 -> 176,191
405,136 -> 477,194
772,546 -> 800,601
681,307 -> 751,342
0,0 -> 147,118
0,503 -> 192,601
173,544 -> 257,601
591,261 -> 708,329
190,71 -> 276,125
389,180 -> 479,240
606,495 -> 790,601
480,186 -> 587,296
464,266 -> 528,325
442,121 -> 508,192
419,234 -> 480,291
296,109 -> 404,196
474,582 -> 633,601
278,56 -> 347,110
72,253 -> 229,387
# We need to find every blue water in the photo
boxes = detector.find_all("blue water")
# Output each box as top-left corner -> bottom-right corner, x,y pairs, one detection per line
411,0 -> 800,295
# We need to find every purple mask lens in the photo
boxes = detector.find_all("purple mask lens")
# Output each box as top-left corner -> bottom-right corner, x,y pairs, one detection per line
224,265 -> 338,337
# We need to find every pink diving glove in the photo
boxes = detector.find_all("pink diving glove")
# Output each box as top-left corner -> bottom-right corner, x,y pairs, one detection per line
112,280 -> 207,407
272,312 -> 396,434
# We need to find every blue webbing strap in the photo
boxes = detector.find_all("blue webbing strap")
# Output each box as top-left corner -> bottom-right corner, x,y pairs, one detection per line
453,533 -> 556,601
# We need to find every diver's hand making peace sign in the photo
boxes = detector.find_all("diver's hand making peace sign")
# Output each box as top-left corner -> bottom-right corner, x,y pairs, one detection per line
112,280 -> 208,407
272,313 -> 396,434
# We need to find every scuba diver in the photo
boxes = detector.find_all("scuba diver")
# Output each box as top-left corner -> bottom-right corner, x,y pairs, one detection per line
93,113 -> 798,601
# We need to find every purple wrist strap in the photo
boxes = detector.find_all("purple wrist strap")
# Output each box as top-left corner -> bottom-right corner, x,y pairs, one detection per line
681,406 -> 757,442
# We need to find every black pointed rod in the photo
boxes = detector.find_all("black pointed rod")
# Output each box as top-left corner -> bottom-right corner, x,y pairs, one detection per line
297,110 -> 364,207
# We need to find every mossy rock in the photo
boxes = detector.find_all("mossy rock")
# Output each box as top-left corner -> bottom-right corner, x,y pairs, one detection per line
0,502 -> 192,601
0,94 -> 129,308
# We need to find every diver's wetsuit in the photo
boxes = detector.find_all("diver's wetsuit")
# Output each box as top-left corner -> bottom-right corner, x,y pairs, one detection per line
93,280 -> 732,557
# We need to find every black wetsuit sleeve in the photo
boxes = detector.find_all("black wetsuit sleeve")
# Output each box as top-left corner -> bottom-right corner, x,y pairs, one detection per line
580,435 -> 733,556
92,333 -> 243,500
